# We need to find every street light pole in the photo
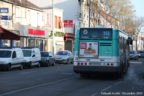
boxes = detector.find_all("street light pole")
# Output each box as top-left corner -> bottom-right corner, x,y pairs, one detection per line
89,0 -> 91,28
52,0 -> 55,54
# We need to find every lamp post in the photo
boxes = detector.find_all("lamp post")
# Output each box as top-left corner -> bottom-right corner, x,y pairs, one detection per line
89,0 -> 91,28
52,0 -> 55,54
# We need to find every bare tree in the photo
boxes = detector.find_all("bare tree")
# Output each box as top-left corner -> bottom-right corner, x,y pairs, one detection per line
103,0 -> 135,32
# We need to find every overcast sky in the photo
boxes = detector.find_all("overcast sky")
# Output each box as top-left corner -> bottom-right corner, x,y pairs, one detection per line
28,0 -> 68,8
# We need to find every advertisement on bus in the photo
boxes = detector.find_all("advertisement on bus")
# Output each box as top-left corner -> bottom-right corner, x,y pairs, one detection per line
79,42 -> 98,58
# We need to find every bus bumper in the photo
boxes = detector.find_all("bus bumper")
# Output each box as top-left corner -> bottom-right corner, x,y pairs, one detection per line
73,66 -> 121,73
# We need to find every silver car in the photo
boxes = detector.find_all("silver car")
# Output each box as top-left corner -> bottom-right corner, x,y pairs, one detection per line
55,50 -> 73,64
129,51 -> 139,60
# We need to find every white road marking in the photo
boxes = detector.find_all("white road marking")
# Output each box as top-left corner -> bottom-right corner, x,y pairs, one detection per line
91,81 -> 122,96
0,77 -> 75,96
101,81 -> 122,92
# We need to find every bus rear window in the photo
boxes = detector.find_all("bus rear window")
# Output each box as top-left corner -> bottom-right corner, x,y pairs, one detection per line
80,28 -> 112,39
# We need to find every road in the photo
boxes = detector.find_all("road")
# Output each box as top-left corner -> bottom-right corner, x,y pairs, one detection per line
0,59 -> 144,96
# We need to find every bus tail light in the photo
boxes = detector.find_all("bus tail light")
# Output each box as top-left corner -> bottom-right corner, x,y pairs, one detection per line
81,62 -> 83,65
85,62 -> 87,65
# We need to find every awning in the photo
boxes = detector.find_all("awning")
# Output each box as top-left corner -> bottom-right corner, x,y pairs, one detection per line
64,33 -> 75,40
0,27 -> 20,40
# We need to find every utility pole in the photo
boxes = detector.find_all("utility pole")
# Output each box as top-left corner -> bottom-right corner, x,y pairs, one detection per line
52,0 -> 55,54
89,0 -> 91,28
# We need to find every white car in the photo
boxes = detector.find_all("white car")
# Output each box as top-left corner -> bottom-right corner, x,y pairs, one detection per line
55,50 -> 73,64
0,48 -> 25,71
22,48 -> 41,68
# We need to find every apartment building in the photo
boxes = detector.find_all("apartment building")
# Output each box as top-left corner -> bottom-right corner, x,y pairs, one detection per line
0,0 -> 49,51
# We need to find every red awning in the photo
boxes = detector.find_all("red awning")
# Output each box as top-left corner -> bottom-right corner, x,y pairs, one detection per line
0,27 -> 20,40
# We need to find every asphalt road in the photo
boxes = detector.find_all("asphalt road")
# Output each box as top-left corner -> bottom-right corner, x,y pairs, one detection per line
0,59 -> 144,96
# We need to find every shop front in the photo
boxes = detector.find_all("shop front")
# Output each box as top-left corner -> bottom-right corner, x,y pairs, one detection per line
64,33 -> 75,52
19,25 -> 49,51
64,20 -> 75,52
0,26 -> 20,47
55,37 -> 64,53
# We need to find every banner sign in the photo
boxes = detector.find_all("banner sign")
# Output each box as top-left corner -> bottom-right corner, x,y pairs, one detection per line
64,20 -> 73,27
79,42 -> 98,58
28,29 -> 45,36
0,15 -> 12,20
0,8 -> 9,13
20,25 -> 49,38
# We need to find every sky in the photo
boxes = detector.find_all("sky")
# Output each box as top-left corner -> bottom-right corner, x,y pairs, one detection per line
130,0 -> 144,17
28,0 -> 144,17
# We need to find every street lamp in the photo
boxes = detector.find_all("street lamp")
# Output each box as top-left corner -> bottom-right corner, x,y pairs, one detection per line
52,0 -> 55,54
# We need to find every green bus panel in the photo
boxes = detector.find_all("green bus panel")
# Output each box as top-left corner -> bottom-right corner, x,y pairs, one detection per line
112,29 -> 119,56
74,29 -> 119,57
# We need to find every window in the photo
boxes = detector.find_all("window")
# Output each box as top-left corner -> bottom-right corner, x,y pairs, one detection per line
56,51 -> 68,55
12,51 -> 16,58
0,51 -> 12,58
41,52 -> 49,57
49,52 -> 53,57
22,50 -> 32,57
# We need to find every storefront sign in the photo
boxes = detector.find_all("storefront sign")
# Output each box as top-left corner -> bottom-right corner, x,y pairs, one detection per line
0,15 -> 12,20
0,8 -> 9,13
20,25 -> 49,38
28,29 -> 45,36
64,20 -> 73,27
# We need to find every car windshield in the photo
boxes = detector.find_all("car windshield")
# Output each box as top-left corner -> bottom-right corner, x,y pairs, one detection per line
56,51 -> 68,55
41,52 -> 49,57
22,50 -> 32,57
0,50 -> 12,58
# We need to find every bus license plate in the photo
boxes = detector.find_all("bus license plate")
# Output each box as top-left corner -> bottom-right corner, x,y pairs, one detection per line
89,62 -> 101,66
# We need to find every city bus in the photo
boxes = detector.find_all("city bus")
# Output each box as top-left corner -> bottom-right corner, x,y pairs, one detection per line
73,27 -> 132,77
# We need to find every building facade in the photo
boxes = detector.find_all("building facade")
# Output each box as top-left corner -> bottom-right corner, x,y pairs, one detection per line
43,8 -> 65,54
0,0 -> 49,51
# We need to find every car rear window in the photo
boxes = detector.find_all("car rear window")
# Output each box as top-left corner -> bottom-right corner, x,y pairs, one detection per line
41,52 -> 49,57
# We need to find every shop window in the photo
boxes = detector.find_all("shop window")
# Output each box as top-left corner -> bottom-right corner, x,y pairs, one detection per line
28,39 -> 35,47
2,40 -> 10,47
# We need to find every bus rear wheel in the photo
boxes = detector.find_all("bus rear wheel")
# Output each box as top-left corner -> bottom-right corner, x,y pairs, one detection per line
80,74 -> 89,78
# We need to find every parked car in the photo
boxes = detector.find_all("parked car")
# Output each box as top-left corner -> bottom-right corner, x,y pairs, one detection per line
129,51 -> 139,60
137,50 -> 144,58
22,48 -> 41,68
55,50 -> 73,64
40,52 -> 55,66
0,48 -> 25,71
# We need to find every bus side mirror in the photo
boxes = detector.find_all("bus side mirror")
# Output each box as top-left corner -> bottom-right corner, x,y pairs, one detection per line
127,37 -> 133,45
